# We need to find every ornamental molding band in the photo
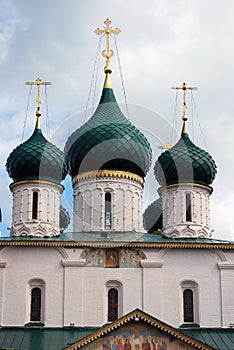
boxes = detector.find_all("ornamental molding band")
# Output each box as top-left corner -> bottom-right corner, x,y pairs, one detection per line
63,308 -> 214,350
11,222 -> 60,237
158,182 -> 213,193
162,224 -> 211,239
0,239 -> 234,250
10,179 -> 64,191
72,170 -> 144,186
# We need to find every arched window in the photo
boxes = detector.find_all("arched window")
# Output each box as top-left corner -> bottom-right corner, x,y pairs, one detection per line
105,192 -> 111,229
186,193 -> 192,222
30,287 -> 41,321
108,288 -> 118,321
32,191 -> 38,220
183,288 -> 194,322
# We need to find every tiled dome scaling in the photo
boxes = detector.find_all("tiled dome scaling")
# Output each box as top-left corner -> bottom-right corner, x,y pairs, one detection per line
143,198 -> 162,232
6,123 -> 68,184
65,87 -> 152,179
155,132 -> 217,187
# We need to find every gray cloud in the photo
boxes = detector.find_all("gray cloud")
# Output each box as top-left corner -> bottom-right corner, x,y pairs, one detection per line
0,0 -> 234,239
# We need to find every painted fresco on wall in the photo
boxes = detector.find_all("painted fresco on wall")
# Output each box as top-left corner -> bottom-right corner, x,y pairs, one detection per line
81,248 -> 104,266
82,323 -> 195,350
106,249 -> 119,267
120,249 -> 146,267
81,248 -> 146,267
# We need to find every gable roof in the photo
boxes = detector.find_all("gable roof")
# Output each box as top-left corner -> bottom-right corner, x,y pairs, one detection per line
63,309 -> 214,350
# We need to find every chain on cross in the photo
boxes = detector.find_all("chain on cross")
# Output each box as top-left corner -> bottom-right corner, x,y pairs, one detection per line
94,18 -> 121,73
25,77 -> 52,117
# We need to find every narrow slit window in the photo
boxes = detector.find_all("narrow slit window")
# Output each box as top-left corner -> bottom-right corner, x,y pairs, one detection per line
183,288 -> 194,322
108,288 -> 118,322
105,192 -> 111,229
32,192 -> 38,220
30,287 -> 41,321
186,193 -> 192,222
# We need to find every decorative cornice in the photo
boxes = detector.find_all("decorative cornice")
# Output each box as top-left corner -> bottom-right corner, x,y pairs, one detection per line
63,309 -> 213,350
72,170 -> 144,186
158,182 -> 213,193
61,259 -> 86,267
0,240 -> 234,250
218,262 -> 234,270
141,260 -> 163,268
10,179 -> 64,191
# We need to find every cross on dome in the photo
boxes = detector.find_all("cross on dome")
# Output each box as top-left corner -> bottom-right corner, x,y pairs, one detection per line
94,18 -> 121,76
172,82 -> 197,133
25,77 -> 52,121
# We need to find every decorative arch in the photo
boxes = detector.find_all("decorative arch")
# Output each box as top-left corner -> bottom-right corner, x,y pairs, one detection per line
55,247 -> 69,259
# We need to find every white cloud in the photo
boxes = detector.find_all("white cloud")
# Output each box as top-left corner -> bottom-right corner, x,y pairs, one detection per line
0,0 -> 234,239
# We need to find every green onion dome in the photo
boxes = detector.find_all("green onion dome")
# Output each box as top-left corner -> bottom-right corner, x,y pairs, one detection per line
6,118 -> 68,184
60,205 -> 70,233
155,130 -> 217,187
65,79 -> 152,179
143,198 -> 162,233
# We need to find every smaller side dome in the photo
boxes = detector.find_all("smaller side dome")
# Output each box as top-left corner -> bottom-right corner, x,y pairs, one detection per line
6,119 -> 68,184
154,132 -> 217,187
60,206 -> 70,233
143,198 -> 162,233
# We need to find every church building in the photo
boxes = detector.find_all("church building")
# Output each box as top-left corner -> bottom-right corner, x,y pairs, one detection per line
0,19 -> 234,350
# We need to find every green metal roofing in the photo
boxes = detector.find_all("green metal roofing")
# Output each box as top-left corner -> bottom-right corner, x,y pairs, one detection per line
143,197 -> 162,232
181,328 -> 234,350
0,327 -> 234,350
0,327 -> 98,350
155,131 -> 217,186
65,86 -> 152,178
0,231 -> 233,247
6,123 -> 68,184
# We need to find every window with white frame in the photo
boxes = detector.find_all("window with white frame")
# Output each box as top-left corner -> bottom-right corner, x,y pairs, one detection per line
28,279 -> 45,323
105,192 -> 112,229
181,281 -> 199,325
106,280 -> 122,322
30,287 -> 41,321
183,288 -> 194,322
32,191 -> 39,220
185,193 -> 192,222
108,288 -> 118,321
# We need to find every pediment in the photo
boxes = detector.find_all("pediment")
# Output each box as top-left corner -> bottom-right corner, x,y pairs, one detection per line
63,309 -> 214,350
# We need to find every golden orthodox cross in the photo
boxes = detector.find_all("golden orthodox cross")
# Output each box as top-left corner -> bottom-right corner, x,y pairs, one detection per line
25,77 -> 52,117
94,18 -> 121,73
171,82 -> 197,122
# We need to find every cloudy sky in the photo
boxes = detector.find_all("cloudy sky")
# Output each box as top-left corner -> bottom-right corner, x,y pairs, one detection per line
0,0 -> 233,239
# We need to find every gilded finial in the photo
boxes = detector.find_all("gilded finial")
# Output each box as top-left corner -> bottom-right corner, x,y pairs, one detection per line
94,18 -> 121,82
157,143 -> 171,150
172,82 -> 197,133
25,77 -> 52,124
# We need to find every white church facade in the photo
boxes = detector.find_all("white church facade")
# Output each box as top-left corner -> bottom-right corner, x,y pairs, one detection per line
0,19 -> 234,350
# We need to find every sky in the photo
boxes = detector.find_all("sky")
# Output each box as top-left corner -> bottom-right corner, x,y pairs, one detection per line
0,0 -> 234,239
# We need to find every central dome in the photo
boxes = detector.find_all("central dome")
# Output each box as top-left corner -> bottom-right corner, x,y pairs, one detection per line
65,81 -> 152,179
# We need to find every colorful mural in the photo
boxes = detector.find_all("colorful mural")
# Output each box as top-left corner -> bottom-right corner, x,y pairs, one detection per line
83,323 -> 195,350
106,249 -> 119,267
81,248 -> 146,267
